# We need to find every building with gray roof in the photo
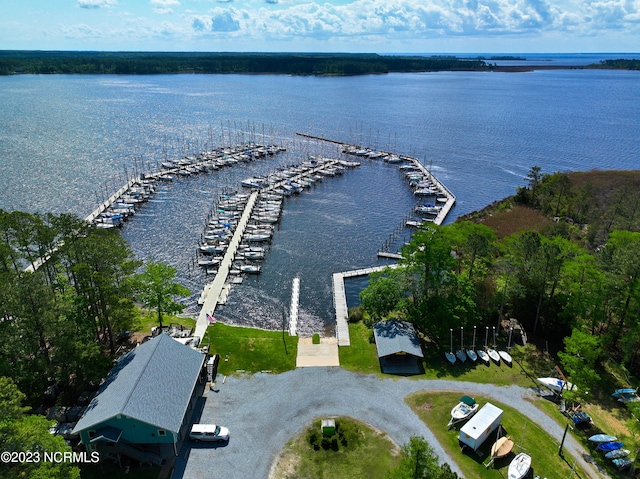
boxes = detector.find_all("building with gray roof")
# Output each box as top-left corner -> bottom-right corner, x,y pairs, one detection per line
373,319 -> 424,374
72,333 -> 206,464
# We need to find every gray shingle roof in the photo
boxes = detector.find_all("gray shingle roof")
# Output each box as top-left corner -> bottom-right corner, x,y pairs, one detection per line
73,333 -> 204,435
373,319 -> 424,358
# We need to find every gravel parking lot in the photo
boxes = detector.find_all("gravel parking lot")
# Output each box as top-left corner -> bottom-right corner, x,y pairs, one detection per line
172,367 -> 604,479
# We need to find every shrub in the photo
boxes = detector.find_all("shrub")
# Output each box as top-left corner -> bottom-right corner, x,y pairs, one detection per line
348,306 -> 364,323
312,333 -> 320,344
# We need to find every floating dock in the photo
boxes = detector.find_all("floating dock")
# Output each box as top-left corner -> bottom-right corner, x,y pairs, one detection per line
289,277 -> 300,336
332,264 -> 398,347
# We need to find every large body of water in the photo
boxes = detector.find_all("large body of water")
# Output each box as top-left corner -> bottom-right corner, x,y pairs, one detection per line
1,62 -> 639,334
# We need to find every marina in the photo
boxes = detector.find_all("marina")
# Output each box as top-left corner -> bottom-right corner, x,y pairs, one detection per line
21,126 -> 456,342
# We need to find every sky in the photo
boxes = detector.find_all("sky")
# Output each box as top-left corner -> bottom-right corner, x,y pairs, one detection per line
0,0 -> 638,53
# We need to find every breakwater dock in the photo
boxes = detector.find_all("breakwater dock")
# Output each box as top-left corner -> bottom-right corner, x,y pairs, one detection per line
332,264 -> 398,346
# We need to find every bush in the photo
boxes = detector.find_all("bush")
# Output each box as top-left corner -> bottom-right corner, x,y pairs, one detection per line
312,333 -> 320,344
348,306 -> 364,323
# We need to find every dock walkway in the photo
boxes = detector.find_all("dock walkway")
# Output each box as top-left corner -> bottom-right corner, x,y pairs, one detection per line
332,264 -> 398,347
194,191 -> 259,340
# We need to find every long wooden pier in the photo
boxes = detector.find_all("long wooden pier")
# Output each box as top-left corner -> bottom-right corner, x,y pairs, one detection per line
332,264 -> 398,347
194,191 -> 259,340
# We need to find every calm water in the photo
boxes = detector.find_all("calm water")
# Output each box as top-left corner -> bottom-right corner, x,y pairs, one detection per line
1,66 -> 639,333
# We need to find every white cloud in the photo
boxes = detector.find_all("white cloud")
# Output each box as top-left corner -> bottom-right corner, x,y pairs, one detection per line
56,0 -> 639,49
150,0 -> 180,5
76,0 -> 117,8
60,23 -> 104,38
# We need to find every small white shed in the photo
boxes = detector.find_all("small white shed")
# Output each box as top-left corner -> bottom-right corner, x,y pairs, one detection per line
459,402 -> 503,451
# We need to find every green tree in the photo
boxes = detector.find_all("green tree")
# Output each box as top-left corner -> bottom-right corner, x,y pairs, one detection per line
360,270 -> 404,321
386,436 -> 458,479
524,166 -> 544,206
132,259 -> 190,329
0,378 -> 80,479
558,328 -> 601,401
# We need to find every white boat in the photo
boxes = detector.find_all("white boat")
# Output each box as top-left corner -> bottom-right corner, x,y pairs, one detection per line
508,452 -> 531,479
538,377 -> 576,393
448,396 -> 478,426
241,177 -> 268,189
246,233 -> 271,242
487,349 -> 500,364
238,264 -> 261,274
498,350 -> 512,365
477,349 -> 490,364
200,243 -> 227,254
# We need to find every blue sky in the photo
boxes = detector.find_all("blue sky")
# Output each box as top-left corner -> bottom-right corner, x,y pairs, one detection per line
1,0 -> 639,53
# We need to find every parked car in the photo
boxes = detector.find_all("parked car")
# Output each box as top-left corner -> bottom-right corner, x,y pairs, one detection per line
189,424 -> 230,442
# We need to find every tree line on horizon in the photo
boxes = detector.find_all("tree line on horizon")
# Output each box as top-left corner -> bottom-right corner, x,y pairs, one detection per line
0,51 -> 488,75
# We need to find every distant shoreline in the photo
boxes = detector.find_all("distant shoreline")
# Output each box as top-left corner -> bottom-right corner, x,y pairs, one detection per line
0,51 -> 637,75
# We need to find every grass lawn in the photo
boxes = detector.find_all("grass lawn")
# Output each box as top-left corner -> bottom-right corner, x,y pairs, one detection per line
270,417 -> 400,479
203,322 -> 298,375
406,392 -> 590,479
339,322 -> 382,375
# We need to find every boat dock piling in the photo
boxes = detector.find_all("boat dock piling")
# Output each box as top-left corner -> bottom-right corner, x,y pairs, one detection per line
289,277 -> 299,336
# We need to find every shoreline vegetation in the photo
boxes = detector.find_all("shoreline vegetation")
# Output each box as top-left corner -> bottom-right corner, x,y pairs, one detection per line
0,51 -> 638,76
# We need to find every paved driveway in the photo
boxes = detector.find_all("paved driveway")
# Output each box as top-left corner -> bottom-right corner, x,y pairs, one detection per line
172,367 -> 605,479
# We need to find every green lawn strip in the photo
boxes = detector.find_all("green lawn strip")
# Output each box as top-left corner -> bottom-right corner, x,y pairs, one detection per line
406,392 -> 589,479
204,322 -> 297,375
274,417 -> 400,479
339,322 -> 383,375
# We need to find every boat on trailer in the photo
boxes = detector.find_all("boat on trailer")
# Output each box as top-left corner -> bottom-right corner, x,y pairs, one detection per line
448,396 -> 479,427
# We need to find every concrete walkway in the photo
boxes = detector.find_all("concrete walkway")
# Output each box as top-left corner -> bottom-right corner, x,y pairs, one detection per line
295,337 -> 340,367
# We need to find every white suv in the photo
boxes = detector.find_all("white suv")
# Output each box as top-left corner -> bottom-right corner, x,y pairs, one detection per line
189,424 -> 230,442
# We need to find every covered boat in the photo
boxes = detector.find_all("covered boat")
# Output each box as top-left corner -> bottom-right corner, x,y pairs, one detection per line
597,441 -> 624,452
448,396 -> 479,427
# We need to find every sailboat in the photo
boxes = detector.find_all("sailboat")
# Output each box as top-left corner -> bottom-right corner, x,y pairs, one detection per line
477,326 -> 490,365
507,452 -> 532,479
484,425 -> 514,468
487,326 -> 500,364
456,327 -> 467,362
445,328 -> 456,365
498,327 -> 513,365
466,326 -> 478,362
